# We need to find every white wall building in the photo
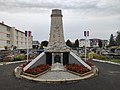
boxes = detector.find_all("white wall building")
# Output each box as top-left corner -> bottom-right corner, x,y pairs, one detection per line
0,22 -> 33,50
79,38 -> 108,48
79,39 -> 90,47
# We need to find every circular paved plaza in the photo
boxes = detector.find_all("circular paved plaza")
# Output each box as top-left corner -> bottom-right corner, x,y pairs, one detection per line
0,61 -> 120,90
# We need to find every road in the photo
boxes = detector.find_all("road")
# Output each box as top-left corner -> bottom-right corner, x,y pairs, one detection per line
0,61 -> 120,90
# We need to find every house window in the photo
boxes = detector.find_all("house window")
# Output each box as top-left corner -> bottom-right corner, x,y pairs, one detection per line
7,40 -> 10,44
7,27 -> 10,32
6,34 -> 10,38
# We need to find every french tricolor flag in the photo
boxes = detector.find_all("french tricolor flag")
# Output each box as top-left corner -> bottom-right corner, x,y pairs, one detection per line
25,31 -> 31,37
84,31 -> 89,37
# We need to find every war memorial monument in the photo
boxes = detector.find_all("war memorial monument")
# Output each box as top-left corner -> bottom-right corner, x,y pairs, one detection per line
15,9 -> 97,83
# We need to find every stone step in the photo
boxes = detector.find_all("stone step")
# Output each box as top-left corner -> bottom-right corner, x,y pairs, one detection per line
51,62 -> 66,71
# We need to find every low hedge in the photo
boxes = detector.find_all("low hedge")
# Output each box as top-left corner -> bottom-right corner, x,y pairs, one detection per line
12,54 -> 25,61
80,53 -> 108,60
93,53 -> 108,60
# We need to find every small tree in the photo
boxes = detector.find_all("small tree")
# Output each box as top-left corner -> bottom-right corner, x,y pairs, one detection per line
66,39 -> 73,48
98,40 -> 102,55
98,40 -> 102,48
115,32 -> 120,46
74,39 -> 79,48
39,43 -> 44,49
109,34 -> 116,47
41,41 -> 48,47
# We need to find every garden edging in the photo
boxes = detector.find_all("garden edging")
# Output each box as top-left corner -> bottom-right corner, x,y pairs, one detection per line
66,69 -> 93,77
23,68 -> 51,78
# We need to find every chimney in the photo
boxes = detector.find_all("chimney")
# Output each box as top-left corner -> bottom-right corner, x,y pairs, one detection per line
2,21 -> 4,24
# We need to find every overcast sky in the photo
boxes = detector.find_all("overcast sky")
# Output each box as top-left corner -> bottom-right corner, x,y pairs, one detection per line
0,0 -> 120,42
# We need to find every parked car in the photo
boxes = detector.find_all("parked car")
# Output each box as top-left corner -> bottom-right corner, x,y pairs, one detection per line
0,55 -> 5,62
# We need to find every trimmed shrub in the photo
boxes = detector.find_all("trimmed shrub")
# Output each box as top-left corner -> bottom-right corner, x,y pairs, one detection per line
80,54 -> 88,58
80,53 -> 108,60
92,53 -> 108,60
13,54 -> 25,61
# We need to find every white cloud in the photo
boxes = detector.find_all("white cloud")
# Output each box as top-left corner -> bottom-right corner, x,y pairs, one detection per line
0,0 -> 120,17
0,0 -> 120,41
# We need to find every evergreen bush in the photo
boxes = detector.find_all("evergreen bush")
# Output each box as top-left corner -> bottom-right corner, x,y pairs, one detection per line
13,54 -> 25,61
80,53 -> 108,60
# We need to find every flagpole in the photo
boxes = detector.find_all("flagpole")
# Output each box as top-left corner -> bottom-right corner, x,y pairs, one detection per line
84,31 -> 89,62
85,36 -> 87,61
27,31 -> 29,62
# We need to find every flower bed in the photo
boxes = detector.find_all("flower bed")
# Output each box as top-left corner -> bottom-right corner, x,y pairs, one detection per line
65,64 -> 93,76
23,64 -> 50,77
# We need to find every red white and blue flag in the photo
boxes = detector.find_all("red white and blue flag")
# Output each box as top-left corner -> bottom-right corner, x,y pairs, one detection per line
84,31 -> 89,37
25,31 -> 31,37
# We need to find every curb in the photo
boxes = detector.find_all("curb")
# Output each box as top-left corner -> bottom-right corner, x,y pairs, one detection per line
93,59 -> 120,66
14,64 -> 98,84
15,67 -> 97,84
0,60 -> 32,65
20,72 -> 95,83
0,64 -> 4,66
5,60 -> 27,65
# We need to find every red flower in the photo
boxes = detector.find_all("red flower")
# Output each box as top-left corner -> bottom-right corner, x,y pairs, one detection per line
66,64 -> 89,74
24,64 -> 50,75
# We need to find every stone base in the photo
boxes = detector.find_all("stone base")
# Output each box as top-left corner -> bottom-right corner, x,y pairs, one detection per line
14,64 -> 98,84
51,63 -> 66,71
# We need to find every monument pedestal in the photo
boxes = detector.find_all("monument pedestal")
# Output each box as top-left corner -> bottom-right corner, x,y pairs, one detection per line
46,52 -> 69,66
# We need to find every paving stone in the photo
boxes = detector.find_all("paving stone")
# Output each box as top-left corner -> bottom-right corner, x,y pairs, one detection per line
36,70 -> 80,80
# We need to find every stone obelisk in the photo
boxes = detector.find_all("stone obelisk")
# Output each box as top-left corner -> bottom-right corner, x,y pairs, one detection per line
45,9 -> 70,52
23,9 -> 91,71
